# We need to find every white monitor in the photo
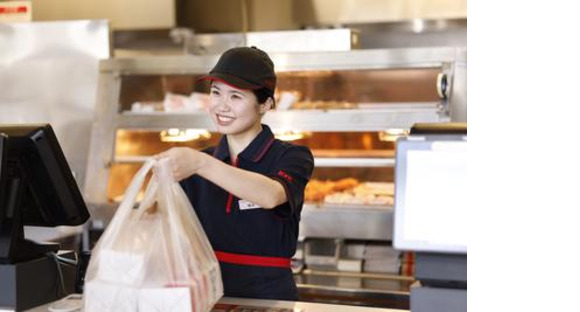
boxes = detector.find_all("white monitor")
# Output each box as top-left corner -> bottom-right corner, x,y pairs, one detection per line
393,135 -> 467,254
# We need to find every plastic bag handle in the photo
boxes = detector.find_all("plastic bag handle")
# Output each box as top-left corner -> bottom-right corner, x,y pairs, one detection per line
132,158 -> 173,219
102,158 -> 156,242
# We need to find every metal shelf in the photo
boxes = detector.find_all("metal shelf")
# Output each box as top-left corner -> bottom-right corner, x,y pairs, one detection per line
84,46 -> 465,210
101,47 -> 461,74
118,105 -> 441,132
314,158 -> 394,167
300,204 -> 394,241
113,155 -> 152,164
117,112 -> 214,130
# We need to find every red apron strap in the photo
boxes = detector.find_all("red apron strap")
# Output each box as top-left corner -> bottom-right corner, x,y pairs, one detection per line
215,251 -> 291,268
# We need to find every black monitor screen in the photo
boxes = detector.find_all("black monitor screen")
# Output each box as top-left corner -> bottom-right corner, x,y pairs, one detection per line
0,124 -> 90,263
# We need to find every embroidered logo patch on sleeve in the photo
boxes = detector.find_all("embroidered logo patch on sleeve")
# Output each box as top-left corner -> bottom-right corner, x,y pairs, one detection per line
277,170 -> 294,182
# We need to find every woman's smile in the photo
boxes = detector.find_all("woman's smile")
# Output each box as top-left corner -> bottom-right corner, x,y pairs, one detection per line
216,114 -> 236,126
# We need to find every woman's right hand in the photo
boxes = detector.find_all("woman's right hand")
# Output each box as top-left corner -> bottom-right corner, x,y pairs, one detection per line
154,147 -> 209,181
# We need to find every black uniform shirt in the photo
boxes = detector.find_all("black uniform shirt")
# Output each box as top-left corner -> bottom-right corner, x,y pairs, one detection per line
180,124 -> 314,260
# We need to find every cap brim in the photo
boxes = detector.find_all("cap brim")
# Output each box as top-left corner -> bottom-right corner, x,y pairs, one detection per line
197,72 -> 262,90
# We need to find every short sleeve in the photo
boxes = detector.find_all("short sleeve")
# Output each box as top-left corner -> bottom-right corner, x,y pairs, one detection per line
267,145 -> 314,218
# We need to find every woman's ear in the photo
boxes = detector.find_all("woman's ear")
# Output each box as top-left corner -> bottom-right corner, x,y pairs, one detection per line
259,97 -> 274,115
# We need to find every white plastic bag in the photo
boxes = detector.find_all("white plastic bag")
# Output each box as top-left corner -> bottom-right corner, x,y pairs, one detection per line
84,159 -> 223,312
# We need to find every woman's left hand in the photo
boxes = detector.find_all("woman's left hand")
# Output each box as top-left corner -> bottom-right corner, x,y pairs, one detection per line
154,147 -> 209,181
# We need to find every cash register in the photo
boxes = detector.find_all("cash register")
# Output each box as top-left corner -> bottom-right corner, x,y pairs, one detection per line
393,123 -> 467,312
0,124 -> 90,311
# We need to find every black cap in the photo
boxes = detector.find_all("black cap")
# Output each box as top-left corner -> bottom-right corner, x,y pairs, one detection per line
199,46 -> 276,97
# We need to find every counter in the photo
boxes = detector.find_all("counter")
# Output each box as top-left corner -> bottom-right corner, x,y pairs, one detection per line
24,296 -> 408,312
217,297 -> 406,311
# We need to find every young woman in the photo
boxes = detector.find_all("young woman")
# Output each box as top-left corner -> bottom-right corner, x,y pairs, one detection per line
156,46 -> 314,300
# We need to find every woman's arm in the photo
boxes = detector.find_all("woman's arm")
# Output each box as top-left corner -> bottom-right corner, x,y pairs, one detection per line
198,155 -> 287,209
156,147 -> 287,209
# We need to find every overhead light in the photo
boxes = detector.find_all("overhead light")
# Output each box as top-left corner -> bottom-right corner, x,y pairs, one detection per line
378,129 -> 409,142
160,128 -> 211,142
412,19 -> 425,33
274,129 -> 312,141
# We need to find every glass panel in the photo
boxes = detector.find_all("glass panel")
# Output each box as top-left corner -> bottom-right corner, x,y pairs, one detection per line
117,68 -> 440,112
118,75 -> 208,112
108,130 -> 397,206
277,68 -> 440,110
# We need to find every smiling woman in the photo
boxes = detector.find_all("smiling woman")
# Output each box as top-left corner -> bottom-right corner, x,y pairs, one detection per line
209,82 -> 266,136
154,46 -> 314,301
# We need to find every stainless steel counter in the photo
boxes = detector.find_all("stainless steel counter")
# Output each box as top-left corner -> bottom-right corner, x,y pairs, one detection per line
217,297 -> 407,311
296,270 -> 412,309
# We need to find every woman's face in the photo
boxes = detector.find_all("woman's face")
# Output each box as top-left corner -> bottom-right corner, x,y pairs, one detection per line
208,81 -> 262,135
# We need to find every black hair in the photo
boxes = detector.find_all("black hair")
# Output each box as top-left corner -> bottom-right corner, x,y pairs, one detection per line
253,88 -> 274,107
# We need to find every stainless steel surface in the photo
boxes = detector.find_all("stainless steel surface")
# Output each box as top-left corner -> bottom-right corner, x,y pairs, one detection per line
117,112 -> 215,130
350,19 -> 467,49
185,32 -> 246,55
84,71 -> 123,204
117,106 -> 440,132
0,20 -> 109,242
299,205 -> 394,240
298,282 -> 408,296
301,269 -> 414,282
218,297 -> 405,312
295,270 -> 411,309
0,19 -> 109,188
186,28 -> 358,55
264,107 -> 440,132
100,47 -> 461,73
110,18 -> 464,54
450,48 -> 467,122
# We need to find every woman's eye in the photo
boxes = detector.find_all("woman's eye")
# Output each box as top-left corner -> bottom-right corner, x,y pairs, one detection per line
210,90 -> 220,95
231,94 -> 242,100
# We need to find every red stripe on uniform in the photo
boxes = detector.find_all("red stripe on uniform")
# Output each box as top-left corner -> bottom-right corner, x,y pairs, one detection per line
253,137 -> 275,162
215,251 -> 291,268
225,193 -> 234,214
225,157 -> 239,214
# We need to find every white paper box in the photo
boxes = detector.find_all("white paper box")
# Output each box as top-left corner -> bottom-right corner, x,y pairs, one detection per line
84,281 -> 139,312
139,287 -> 192,312
85,281 -> 195,312
96,249 -> 146,285
337,259 -> 363,272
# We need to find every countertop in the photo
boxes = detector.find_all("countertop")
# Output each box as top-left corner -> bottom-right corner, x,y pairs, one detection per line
21,295 -> 408,312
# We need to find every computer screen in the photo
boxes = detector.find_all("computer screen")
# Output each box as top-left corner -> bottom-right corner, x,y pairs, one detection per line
393,135 -> 467,254
0,124 -> 90,264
